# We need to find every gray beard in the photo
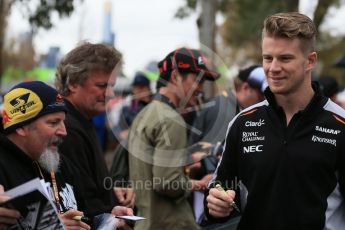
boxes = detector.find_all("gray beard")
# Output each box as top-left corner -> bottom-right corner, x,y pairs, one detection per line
38,148 -> 61,173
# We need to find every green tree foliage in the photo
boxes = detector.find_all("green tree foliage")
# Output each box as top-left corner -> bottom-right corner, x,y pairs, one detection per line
0,0 -> 80,86
3,34 -> 36,71
317,35 -> 345,84
313,0 -> 339,31
177,0 -> 345,81
175,0 -> 198,18
220,0 -> 298,62
221,0 -> 294,47
22,0 -> 76,30
5,0 -> 78,30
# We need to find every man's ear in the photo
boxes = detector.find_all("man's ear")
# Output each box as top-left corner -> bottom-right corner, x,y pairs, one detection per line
306,51 -> 317,71
171,70 -> 179,84
16,127 -> 27,137
242,82 -> 250,91
68,82 -> 79,93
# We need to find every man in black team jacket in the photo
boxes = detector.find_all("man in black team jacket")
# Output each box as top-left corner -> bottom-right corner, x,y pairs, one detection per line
0,81 -> 90,229
205,12 -> 345,229
55,42 -> 135,215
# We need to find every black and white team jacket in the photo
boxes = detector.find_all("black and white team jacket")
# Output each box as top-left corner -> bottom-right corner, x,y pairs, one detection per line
206,84 -> 345,230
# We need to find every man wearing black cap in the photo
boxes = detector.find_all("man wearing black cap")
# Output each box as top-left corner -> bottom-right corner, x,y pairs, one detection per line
0,81 -> 90,229
128,47 -> 219,230
235,65 -> 267,109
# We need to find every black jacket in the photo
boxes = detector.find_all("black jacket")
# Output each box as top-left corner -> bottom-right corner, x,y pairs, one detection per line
205,84 -> 345,229
0,133 -> 85,214
59,100 -> 117,216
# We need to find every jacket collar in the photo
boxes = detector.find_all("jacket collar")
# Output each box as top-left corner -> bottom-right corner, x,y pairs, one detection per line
264,81 -> 328,117
153,93 -> 176,110
64,99 -> 93,124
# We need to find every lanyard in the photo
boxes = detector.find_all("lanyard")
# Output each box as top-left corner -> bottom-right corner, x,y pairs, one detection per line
34,161 -> 64,212
50,171 -> 61,211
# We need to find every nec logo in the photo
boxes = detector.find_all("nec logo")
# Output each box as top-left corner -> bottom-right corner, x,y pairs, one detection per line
245,119 -> 265,127
243,145 -> 263,153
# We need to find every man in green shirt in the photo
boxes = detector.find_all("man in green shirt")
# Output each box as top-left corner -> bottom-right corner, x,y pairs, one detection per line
128,47 -> 219,230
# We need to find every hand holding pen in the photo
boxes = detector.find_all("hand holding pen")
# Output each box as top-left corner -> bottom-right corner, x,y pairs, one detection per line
59,209 -> 90,230
206,184 -> 240,218
215,184 -> 240,212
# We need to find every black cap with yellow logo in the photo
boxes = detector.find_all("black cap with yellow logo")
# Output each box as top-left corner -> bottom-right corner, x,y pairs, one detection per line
2,81 -> 67,134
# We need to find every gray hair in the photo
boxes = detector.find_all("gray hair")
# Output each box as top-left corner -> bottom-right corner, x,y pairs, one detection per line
55,42 -> 122,96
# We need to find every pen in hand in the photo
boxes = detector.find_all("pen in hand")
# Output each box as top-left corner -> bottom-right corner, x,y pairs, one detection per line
72,215 -> 90,222
215,184 -> 240,213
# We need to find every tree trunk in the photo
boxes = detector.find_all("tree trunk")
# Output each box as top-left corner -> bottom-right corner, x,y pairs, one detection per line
0,0 -> 11,90
198,0 -> 217,99
285,0 -> 299,11
313,0 -> 338,32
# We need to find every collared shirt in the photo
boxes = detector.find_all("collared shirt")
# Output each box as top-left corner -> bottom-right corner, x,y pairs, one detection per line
206,82 -> 345,229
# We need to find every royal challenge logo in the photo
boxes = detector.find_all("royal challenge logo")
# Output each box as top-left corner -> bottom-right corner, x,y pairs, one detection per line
242,131 -> 265,142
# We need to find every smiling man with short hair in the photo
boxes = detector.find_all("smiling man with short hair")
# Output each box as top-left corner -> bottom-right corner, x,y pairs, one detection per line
205,12 -> 345,230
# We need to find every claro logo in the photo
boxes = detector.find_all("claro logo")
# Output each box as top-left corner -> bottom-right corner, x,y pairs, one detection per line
243,145 -> 263,153
245,119 -> 265,127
